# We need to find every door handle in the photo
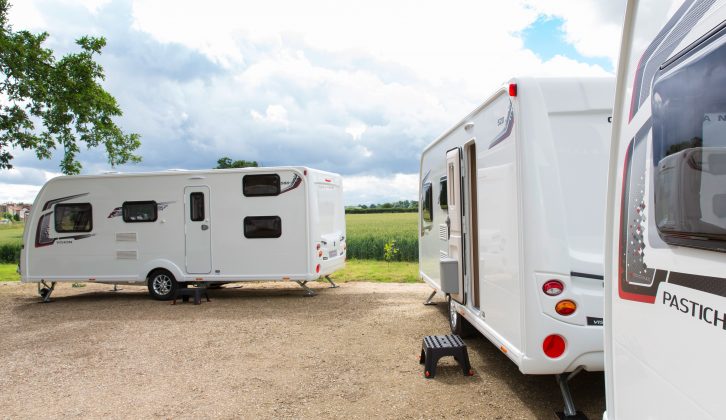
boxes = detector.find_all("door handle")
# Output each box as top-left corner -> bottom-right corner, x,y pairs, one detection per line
446,216 -> 451,239
201,224 -> 209,231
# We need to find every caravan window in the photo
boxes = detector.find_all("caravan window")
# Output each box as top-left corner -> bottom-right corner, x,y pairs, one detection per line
651,28 -> 726,252
244,216 -> 282,238
243,174 -> 280,197
190,193 -> 205,221
122,201 -> 157,223
422,182 -> 433,222
439,177 -> 448,209
54,203 -> 92,233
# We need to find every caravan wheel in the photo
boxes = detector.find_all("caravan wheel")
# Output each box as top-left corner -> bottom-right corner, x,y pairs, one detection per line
448,295 -> 475,338
147,270 -> 178,301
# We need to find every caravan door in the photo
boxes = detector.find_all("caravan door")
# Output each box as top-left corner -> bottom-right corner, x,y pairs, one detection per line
184,186 -> 212,274
446,148 -> 465,304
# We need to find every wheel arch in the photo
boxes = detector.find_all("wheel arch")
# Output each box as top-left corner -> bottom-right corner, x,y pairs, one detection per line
141,260 -> 184,285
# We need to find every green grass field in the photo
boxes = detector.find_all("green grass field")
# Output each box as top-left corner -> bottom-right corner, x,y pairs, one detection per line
0,264 -> 19,281
345,213 -> 418,261
330,260 -> 418,283
0,224 -> 24,246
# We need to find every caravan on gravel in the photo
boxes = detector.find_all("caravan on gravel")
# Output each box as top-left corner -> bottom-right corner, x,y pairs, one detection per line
19,167 -> 346,301
419,77 -> 614,415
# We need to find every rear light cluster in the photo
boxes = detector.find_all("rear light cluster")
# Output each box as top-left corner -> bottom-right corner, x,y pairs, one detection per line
542,279 -> 577,316
543,334 -> 566,358
542,280 -> 563,296
555,300 -> 577,316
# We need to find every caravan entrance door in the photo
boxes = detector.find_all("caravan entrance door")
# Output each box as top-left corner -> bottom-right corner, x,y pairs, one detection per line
446,148 -> 465,304
184,186 -> 212,274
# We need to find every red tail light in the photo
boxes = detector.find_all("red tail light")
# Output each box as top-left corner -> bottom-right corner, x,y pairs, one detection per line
316,243 -> 321,250
316,264 -> 320,273
509,83 -> 517,97
543,335 -> 566,358
542,280 -> 564,296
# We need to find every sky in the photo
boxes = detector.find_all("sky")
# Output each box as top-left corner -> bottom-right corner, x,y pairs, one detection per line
0,0 -> 626,206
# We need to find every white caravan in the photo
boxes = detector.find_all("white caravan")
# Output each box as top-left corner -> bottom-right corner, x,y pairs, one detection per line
419,77 -> 614,415
20,167 -> 346,300
604,0 -> 726,419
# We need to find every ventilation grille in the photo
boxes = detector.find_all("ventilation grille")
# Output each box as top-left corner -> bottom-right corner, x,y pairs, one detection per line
116,250 -> 137,260
116,232 -> 137,242
440,250 -> 449,259
439,224 -> 448,241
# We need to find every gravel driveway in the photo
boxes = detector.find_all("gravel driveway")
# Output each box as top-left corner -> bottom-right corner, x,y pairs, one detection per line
0,281 -> 604,419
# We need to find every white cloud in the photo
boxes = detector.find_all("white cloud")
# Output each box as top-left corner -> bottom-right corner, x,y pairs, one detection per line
345,122 -> 367,141
344,173 -> 418,205
0,167 -> 61,186
0,183 -> 42,204
251,105 -> 290,127
5,1 -> 46,29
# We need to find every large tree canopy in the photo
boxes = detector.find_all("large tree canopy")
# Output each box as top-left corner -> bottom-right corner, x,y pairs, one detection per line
0,0 -> 140,174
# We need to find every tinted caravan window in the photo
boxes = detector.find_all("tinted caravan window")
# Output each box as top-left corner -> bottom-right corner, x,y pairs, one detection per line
55,203 -> 92,233
243,174 -> 280,197
652,29 -> 726,252
422,182 -> 433,222
244,216 -> 282,238
122,201 -> 157,223
439,177 -> 448,209
190,193 -> 205,221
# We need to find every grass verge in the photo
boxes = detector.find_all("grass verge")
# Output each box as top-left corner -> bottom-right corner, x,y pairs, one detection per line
0,263 -> 20,282
1,260 -> 421,284
0,224 -> 24,246
327,259 -> 420,283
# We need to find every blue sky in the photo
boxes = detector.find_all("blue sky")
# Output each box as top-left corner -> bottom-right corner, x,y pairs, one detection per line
522,16 -> 613,72
1,0 -> 626,205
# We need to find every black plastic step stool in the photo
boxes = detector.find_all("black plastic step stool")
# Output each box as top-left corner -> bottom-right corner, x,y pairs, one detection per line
172,287 -> 210,305
419,335 -> 473,378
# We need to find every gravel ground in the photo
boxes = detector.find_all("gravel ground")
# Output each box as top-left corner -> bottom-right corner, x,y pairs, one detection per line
0,281 -> 604,419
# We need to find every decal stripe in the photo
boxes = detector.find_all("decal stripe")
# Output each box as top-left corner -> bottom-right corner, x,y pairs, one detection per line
489,103 -> 514,149
280,174 -> 303,194
571,272 -> 604,281
668,272 -> 726,298
42,193 -> 89,210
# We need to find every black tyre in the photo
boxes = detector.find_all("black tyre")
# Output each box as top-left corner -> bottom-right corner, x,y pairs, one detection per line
448,295 -> 475,338
147,269 -> 178,300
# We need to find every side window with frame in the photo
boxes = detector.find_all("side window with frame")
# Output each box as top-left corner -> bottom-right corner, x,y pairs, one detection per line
243,174 -> 280,197
651,27 -> 726,252
55,203 -> 92,233
190,192 -> 205,221
439,176 -> 448,209
244,216 -> 282,238
122,201 -> 157,223
422,182 -> 433,222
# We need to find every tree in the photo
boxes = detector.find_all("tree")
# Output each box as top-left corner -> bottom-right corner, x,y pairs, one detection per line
215,157 -> 259,169
0,0 -> 140,174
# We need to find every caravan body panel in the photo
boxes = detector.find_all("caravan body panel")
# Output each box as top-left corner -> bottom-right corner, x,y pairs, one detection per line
605,1 -> 726,418
20,167 -> 345,286
420,77 -> 613,375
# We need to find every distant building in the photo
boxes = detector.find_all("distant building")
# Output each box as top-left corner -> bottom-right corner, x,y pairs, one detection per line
2,203 -> 32,220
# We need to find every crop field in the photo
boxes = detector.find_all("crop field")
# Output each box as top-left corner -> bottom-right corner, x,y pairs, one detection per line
345,213 -> 418,261
0,224 -> 23,246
